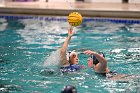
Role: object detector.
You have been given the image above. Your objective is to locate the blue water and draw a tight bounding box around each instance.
[0,16,140,93]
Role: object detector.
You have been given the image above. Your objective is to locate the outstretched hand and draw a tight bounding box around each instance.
[68,25,74,37]
[83,50,96,55]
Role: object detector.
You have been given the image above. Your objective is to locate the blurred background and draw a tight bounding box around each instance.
[2,0,140,3]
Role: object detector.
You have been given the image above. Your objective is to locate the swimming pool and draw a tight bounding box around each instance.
[0,15,140,93]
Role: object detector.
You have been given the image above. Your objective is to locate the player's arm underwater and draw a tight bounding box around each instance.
[59,26,74,66]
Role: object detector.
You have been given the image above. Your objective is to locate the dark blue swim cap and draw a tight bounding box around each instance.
[61,85,77,93]
[91,52,105,65]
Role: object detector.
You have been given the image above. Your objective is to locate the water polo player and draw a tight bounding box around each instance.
[43,12,84,73]
[59,26,85,73]
[60,50,85,73]
[83,50,110,74]
[61,85,77,93]
[57,12,85,73]
[83,50,139,80]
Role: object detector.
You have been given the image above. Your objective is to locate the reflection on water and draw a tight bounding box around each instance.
[0,16,140,93]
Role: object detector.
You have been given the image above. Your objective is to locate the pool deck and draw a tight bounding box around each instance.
[0,1,140,19]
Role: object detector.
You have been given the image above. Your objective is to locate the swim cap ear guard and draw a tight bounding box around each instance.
[91,55,96,61]
[91,52,105,65]
[91,55,99,65]
[100,52,105,58]
[61,85,77,93]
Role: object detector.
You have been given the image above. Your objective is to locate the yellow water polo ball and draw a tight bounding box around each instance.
[68,12,83,26]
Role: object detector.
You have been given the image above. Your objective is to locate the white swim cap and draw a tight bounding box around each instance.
[66,50,77,61]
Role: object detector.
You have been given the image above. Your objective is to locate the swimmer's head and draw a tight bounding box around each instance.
[61,85,77,93]
[88,52,105,66]
[90,55,99,65]
[66,50,79,65]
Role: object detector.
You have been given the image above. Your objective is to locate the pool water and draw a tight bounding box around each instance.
[0,16,140,93]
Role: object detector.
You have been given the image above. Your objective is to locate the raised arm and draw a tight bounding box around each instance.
[83,50,107,64]
[83,50,108,73]
[59,25,75,65]
[61,26,74,51]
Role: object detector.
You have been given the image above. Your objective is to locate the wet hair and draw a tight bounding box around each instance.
[61,85,77,93]
[91,52,105,65]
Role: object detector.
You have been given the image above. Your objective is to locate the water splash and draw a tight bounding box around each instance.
[44,49,61,66]
[40,49,62,76]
